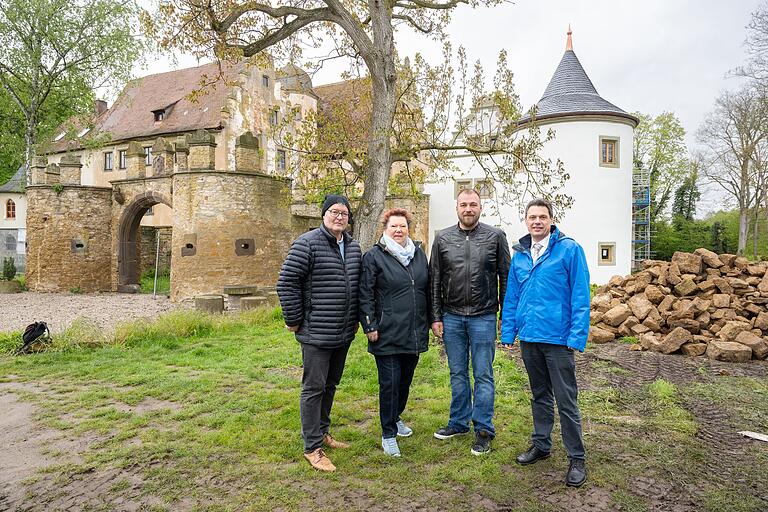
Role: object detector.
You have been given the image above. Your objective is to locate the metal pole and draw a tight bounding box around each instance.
[153,230,161,299]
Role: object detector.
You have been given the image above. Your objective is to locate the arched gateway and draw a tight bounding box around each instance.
[116,190,173,292]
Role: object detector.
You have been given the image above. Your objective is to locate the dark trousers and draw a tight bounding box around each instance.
[374,353,420,439]
[300,343,350,453]
[520,341,585,460]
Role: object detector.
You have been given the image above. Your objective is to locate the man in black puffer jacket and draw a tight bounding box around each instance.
[277,194,362,472]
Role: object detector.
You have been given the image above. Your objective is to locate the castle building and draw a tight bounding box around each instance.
[425,29,638,283]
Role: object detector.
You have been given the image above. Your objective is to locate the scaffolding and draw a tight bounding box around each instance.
[632,166,651,270]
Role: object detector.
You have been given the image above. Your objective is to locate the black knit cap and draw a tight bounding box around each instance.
[321,194,352,219]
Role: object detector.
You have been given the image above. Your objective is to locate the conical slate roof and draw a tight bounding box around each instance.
[0,165,25,193]
[519,31,637,126]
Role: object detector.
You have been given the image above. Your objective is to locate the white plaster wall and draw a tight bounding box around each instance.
[425,118,634,284]
[0,192,27,229]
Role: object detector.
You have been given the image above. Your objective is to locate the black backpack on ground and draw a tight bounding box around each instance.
[18,322,51,354]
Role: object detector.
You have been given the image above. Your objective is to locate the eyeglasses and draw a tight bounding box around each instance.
[327,209,349,219]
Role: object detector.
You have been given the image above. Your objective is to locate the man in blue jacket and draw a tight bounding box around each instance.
[500,198,590,487]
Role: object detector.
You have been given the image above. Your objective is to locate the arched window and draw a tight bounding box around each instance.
[5,199,15,219]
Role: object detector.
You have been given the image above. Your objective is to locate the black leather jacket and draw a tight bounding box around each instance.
[429,222,511,322]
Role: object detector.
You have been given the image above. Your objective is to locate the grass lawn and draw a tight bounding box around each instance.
[140,270,171,294]
[0,309,766,511]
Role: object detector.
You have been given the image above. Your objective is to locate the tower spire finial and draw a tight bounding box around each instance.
[566,24,573,51]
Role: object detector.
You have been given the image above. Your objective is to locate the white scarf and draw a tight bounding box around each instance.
[382,233,416,267]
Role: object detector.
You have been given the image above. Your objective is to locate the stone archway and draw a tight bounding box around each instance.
[117,191,173,292]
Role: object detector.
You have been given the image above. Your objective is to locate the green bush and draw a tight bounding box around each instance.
[2,257,16,281]
[0,331,22,355]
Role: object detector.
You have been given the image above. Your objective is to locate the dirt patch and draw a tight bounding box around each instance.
[0,391,57,508]
[111,397,182,415]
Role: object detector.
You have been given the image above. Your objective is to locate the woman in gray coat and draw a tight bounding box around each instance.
[359,208,430,457]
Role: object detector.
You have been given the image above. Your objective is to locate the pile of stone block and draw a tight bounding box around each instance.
[589,249,768,363]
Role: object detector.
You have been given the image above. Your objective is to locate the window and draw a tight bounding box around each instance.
[277,150,287,172]
[454,178,494,198]
[5,234,15,251]
[270,110,279,126]
[598,242,616,266]
[454,179,472,198]
[599,136,620,168]
[5,199,15,219]
[144,147,153,166]
[119,150,127,169]
[104,152,113,171]
[475,179,494,199]
[153,110,164,122]
[262,75,270,87]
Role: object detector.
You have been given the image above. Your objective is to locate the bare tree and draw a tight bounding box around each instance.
[736,1,768,82]
[697,85,768,254]
[144,0,571,248]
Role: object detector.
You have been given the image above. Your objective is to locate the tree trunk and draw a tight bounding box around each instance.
[754,207,759,260]
[23,110,37,186]
[353,0,397,250]
[738,208,749,255]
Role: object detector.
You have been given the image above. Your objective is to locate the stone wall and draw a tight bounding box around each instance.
[291,214,320,240]
[25,186,113,292]
[139,226,172,276]
[170,170,293,300]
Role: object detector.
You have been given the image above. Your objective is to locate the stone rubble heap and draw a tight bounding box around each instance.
[589,249,768,363]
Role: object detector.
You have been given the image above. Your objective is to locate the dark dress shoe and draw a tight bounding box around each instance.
[515,445,551,465]
[566,458,587,487]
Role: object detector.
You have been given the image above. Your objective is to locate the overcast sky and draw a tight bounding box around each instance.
[138,0,763,211]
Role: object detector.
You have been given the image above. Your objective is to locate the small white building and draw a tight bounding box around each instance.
[425,30,638,284]
[0,166,27,273]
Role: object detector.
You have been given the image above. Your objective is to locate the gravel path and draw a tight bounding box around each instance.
[0,292,184,334]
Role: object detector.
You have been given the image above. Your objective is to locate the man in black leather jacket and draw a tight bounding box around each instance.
[429,188,511,455]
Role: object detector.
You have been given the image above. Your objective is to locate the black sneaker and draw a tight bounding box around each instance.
[470,431,492,455]
[433,425,469,440]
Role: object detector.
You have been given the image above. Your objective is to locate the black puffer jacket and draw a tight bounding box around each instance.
[429,222,511,322]
[359,241,429,356]
[276,224,362,348]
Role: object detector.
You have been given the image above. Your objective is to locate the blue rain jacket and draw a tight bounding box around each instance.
[500,225,591,352]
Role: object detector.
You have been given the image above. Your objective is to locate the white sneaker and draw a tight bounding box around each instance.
[382,436,401,457]
[396,420,413,437]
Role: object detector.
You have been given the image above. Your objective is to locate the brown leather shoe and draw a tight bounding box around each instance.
[323,433,350,449]
[303,448,336,472]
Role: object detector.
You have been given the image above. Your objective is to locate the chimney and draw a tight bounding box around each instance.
[94,100,108,116]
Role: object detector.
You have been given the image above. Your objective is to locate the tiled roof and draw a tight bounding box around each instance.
[314,79,371,152]
[0,166,25,193]
[46,62,238,153]
[519,50,637,126]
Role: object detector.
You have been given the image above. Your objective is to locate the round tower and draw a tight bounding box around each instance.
[515,27,638,283]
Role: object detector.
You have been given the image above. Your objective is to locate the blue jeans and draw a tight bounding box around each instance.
[443,312,497,436]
